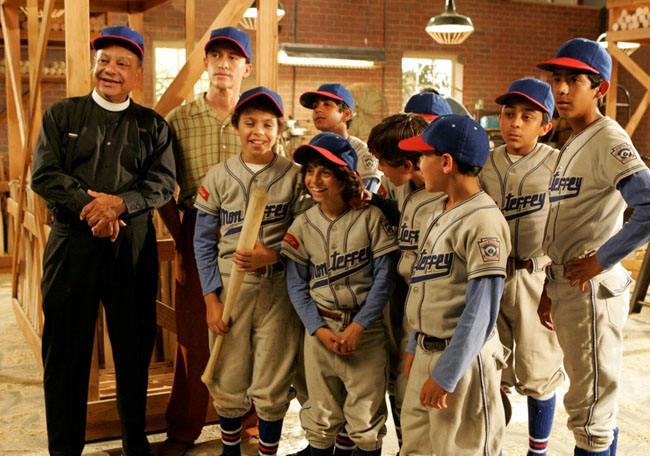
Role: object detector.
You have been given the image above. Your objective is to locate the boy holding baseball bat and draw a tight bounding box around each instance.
[194,87,311,456]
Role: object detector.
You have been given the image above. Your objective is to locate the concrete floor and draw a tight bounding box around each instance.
[2,273,650,455]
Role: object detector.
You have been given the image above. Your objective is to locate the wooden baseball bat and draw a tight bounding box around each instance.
[201,187,269,385]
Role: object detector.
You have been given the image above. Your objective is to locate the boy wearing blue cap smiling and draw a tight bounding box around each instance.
[536,38,650,456]
[194,87,311,456]
[398,115,510,455]
[300,84,382,193]
[479,78,564,456]
[282,133,398,456]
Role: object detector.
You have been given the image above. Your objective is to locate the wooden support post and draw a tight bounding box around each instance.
[128,12,145,105]
[27,0,42,156]
[256,0,279,90]
[10,0,55,297]
[608,44,650,136]
[1,3,26,160]
[185,0,196,103]
[154,0,251,118]
[65,0,92,97]
[605,10,618,119]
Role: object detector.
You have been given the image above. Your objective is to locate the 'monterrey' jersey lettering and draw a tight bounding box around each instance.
[480,143,558,262]
[394,181,445,283]
[281,205,398,311]
[405,192,510,339]
[542,117,648,265]
[194,153,311,258]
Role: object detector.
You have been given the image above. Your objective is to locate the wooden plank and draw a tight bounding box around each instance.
[27,0,41,148]
[607,0,650,8]
[625,89,650,135]
[6,197,46,239]
[128,12,145,104]
[608,28,650,45]
[0,3,27,152]
[156,300,176,333]
[606,8,619,119]
[154,0,251,117]
[256,0,278,90]
[0,256,13,272]
[157,237,175,260]
[65,0,91,97]
[11,297,43,367]
[185,0,195,103]
[85,390,171,441]
[609,41,650,91]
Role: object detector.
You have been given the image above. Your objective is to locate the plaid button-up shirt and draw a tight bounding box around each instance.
[167,93,241,211]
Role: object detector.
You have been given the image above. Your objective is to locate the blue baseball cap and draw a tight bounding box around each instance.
[235,86,284,117]
[404,93,453,120]
[398,114,489,168]
[204,27,251,60]
[495,78,554,116]
[299,83,355,112]
[293,132,357,171]
[537,38,612,81]
[92,25,144,60]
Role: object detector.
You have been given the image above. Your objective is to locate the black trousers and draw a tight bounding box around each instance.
[41,217,158,456]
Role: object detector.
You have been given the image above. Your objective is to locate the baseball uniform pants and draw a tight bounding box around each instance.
[546,263,631,452]
[206,268,301,421]
[498,267,564,399]
[300,317,388,452]
[401,332,506,456]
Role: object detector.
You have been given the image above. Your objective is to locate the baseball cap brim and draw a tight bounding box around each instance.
[536,57,600,75]
[204,36,250,59]
[236,92,284,117]
[92,35,144,60]
[293,144,348,167]
[413,113,440,121]
[398,135,435,152]
[494,91,550,113]
[299,91,344,109]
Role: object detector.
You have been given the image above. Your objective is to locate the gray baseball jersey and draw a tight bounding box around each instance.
[543,116,647,265]
[480,143,559,270]
[194,153,311,258]
[281,205,398,311]
[394,181,446,282]
[405,192,511,339]
[348,135,382,183]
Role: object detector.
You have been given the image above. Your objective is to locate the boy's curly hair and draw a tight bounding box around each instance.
[301,157,364,202]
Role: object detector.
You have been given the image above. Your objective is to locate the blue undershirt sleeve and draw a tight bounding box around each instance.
[597,169,650,269]
[193,210,223,296]
[286,259,327,335]
[431,275,503,393]
[407,329,417,355]
[353,252,398,329]
[370,192,401,227]
[363,177,381,194]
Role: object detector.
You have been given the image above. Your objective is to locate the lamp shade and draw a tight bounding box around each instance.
[425,0,474,45]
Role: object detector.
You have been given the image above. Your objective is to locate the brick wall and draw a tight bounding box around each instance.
[3,0,649,165]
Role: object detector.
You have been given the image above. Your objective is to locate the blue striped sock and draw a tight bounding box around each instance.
[310,445,334,456]
[220,415,243,456]
[527,395,556,455]
[258,418,283,456]
[574,447,610,455]
[333,427,355,456]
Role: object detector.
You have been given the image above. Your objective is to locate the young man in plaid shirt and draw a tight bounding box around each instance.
[157,26,255,456]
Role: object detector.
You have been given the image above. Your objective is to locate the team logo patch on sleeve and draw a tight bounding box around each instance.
[363,156,377,170]
[381,217,397,236]
[478,237,500,262]
[283,232,300,249]
[610,143,636,164]
[198,185,210,201]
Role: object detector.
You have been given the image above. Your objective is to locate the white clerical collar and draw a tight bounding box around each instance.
[92,89,130,112]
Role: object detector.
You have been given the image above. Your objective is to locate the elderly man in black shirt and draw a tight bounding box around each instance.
[31,25,176,456]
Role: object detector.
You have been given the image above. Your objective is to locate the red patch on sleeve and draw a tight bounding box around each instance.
[198,186,210,201]
[283,232,300,249]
